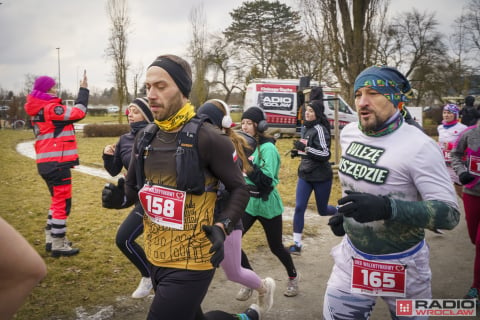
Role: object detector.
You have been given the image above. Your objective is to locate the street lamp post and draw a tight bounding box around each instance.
[56,47,61,96]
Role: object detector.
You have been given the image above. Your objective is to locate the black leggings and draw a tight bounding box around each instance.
[241,213,297,278]
[147,267,215,320]
[115,203,150,277]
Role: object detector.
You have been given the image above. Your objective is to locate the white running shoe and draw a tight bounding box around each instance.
[236,286,253,301]
[283,274,299,297]
[257,277,275,313]
[131,277,153,299]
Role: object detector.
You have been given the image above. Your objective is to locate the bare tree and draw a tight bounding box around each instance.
[380,9,448,106]
[456,0,480,77]
[131,62,144,98]
[295,1,333,83]
[411,59,472,106]
[205,34,247,103]
[299,0,389,104]
[452,10,468,68]
[385,9,445,78]
[105,0,130,123]
[462,0,480,53]
[188,4,209,107]
[22,74,38,95]
[450,11,476,96]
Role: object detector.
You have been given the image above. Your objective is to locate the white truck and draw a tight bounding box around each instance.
[243,78,357,138]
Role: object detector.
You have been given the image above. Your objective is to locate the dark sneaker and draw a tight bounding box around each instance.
[463,287,479,299]
[243,303,261,320]
[288,244,302,256]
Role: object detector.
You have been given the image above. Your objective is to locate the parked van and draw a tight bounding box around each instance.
[243,78,357,137]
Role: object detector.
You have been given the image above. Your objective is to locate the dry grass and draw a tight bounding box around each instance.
[0,124,341,319]
[1,130,141,319]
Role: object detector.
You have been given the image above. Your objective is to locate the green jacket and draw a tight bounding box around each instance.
[245,141,284,218]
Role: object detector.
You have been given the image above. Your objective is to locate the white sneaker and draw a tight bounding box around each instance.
[257,277,275,313]
[283,273,299,297]
[131,277,153,299]
[236,286,253,301]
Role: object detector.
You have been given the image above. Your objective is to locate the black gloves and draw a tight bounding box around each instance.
[459,172,476,185]
[202,225,225,268]
[337,190,392,223]
[290,149,299,158]
[293,140,306,151]
[328,214,345,236]
[102,177,125,209]
[247,164,274,200]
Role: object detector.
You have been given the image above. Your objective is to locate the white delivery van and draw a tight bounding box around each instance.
[243,78,357,137]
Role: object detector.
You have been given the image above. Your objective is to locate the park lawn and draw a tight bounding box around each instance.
[0,128,341,319]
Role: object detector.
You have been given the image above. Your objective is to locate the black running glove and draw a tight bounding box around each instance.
[290,149,299,159]
[327,214,345,236]
[247,165,274,200]
[459,172,476,185]
[337,190,392,223]
[202,225,225,268]
[102,177,125,209]
[293,140,306,151]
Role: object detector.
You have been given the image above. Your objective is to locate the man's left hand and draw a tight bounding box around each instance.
[102,178,125,209]
[337,190,392,223]
[202,225,225,268]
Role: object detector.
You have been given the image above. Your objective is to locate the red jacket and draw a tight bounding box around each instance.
[24,88,89,171]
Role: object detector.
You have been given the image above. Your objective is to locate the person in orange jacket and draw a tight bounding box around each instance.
[24,72,89,257]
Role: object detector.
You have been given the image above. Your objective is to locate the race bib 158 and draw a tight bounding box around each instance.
[138,185,186,230]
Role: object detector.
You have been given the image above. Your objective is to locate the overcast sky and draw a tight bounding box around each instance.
[0,0,465,95]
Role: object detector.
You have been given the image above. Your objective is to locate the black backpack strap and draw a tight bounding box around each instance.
[175,117,206,194]
[135,118,211,195]
[135,123,159,189]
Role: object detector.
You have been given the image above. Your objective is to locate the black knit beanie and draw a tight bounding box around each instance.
[465,95,475,107]
[241,107,265,124]
[308,100,325,119]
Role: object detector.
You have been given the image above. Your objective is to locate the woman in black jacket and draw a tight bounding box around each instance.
[102,97,155,298]
[289,100,336,255]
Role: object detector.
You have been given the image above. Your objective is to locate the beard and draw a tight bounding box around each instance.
[152,91,185,121]
[359,111,383,132]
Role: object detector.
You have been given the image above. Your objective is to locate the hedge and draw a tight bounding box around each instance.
[83,123,130,137]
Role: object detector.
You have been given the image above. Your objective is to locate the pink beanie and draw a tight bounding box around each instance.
[30,76,56,100]
[33,76,56,93]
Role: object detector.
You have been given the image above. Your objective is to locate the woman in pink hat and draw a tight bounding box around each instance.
[24,72,89,257]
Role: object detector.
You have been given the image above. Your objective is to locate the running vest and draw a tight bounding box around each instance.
[136,117,207,195]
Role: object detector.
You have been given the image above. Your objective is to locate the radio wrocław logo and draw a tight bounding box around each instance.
[396,299,476,317]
